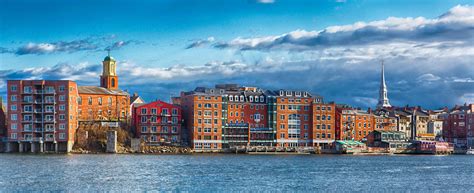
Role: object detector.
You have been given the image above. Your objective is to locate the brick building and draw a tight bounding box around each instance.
[180,84,336,152]
[77,54,130,122]
[133,100,182,145]
[0,98,6,140]
[335,105,376,141]
[443,104,474,148]
[6,80,79,152]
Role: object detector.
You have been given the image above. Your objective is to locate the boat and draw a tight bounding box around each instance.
[466,148,474,155]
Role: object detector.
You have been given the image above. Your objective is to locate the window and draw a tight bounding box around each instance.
[150,116,157,123]
[162,108,169,115]
[59,85,65,92]
[59,105,66,111]
[88,97,92,105]
[280,115,285,120]
[151,126,157,133]
[172,126,178,133]
[11,95,17,102]
[141,116,147,123]
[327,125,331,130]
[108,97,112,106]
[11,114,17,121]
[327,115,331,120]
[59,95,66,101]
[11,133,17,139]
[10,105,17,111]
[10,85,17,91]
[98,97,102,105]
[172,108,178,115]
[11,124,17,130]
[141,126,147,133]
[59,133,66,139]
[141,108,147,114]
[23,86,32,93]
[59,114,65,120]
[163,126,168,133]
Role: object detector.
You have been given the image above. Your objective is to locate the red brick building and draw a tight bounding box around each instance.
[133,100,182,145]
[77,54,130,122]
[0,98,7,139]
[6,80,79,152]
[335,105,376,141]
[180,84,336,152]
[443,104,474,148]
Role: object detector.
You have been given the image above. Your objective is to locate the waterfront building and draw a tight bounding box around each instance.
[181,86,224,151]
[0,98,7,140]
[335,105,375,141]
[311,99,336,149]
[132,100,182,145]
[77,54,130,122]
[179,84,335,152]
[274,89,314,147]
[442,104,474,148]
[366,130,411,150]
[6,80,79,152]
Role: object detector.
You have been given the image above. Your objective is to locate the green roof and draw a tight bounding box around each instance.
[104,55,115,61]
[335,140,365,146]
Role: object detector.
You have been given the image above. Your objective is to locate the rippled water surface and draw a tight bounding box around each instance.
[0,154,473,192]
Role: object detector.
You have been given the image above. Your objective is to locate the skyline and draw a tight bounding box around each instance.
[1,0,473,109]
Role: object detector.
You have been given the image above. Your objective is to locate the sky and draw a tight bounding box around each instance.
[0,0,473,109]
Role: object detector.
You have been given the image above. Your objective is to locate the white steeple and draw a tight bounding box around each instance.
[377,60,391,109]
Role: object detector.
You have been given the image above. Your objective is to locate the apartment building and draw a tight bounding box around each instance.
[443,104,474,148]
[335,105,376,141]
[6,80,79,152]
[180,84,336,151]
[133,100,182,145]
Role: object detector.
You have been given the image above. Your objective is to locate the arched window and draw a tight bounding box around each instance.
[111,78,116,87]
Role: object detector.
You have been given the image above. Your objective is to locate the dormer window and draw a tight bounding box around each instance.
[286,91,291,96]
[296,92,301,97]
[260,96,264,102]
[229,95,233,101]
[304,92,308,97]
[250,96,254,102]
[240,96,244,101]
[279,90,284,96]
[255,96,259,102]
[234,95,239,101]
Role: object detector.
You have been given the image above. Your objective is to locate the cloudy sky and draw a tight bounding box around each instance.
[0,0,473,109]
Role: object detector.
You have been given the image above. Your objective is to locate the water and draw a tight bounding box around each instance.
[0,154,473,192]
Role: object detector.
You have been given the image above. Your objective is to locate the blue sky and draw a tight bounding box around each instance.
[1,0,473,109]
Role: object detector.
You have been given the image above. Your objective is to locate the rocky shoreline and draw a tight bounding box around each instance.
[71,145,193,154]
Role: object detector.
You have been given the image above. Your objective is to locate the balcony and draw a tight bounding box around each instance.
[34,119,43,123]
[23,128,33,132]
[34,109,43,113]
[45,127,56,132]
[43,100,56,104]
[22,119,33,123]
[21,100,33,104]
[35,128,44,132]
[34,90,45,94]
[44,119,56,123]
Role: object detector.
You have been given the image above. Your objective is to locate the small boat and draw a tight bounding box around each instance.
[466,148,474,155]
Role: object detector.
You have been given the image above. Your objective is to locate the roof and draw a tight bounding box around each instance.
[104,56,115,61]
[374,130,406,135]
[78,86,129,96]
[335,140,365,146]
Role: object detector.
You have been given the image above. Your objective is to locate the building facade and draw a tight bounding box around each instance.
[6,80,79,152]
[180,84,336,152]
[443,104,474,148]
[335,105,376,141]
[77,54,130,122]
[133,100,182,145]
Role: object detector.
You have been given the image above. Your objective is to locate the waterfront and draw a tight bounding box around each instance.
[0,154,472,192]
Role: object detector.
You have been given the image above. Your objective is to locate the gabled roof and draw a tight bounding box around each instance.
[78,86,129,96]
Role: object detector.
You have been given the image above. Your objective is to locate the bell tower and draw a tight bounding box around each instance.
[100,50,119,90]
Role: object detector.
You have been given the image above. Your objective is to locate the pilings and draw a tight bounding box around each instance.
[106,130,117,153]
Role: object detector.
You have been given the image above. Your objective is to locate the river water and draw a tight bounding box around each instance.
[0,154,472,192]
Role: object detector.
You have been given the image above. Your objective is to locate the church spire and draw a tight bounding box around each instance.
[377,60,391,109]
